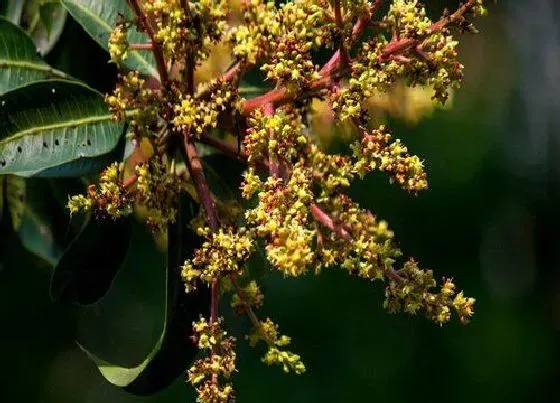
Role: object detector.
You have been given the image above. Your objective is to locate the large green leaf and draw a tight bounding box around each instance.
[80,196,209,395]
[50,216,132,304]
[0,17,69,94]
[19,128,128,177]
[0,79,124,176]
[60,0,158,77]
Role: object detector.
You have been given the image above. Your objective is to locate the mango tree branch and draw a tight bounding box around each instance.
[242,0,479,115]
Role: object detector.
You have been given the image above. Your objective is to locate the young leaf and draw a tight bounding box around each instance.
[50,216,132,305]
[0,17,69,94]
[25,0,68,55]
[59,0,158,78]
[79,195,210,395]
[0,0,25,25]
[0,80,124,176]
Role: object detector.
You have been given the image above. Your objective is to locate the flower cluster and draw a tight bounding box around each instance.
[331,1,486,120]
[181,227,253,292]
[245,165,316,276]
[135,157,186,232]
[188,317,236,403]
[352,125,427,192]
[385,259,476,324]
[106,71,158,139]
[244,106,308,164]
[231,280,264,314]
[68,157,185,230]
[227,0,281,63]
[173,81,238,136]
[108,23,128,65]
[248,318,305,374]
[259,0,328,91]
[144,0,228,61]
[261,39,320,93]
[384,0,432,37]
[87,1,488,401]
[67,163,132,219]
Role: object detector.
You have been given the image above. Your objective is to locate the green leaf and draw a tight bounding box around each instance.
[19,127,128,177]
[26,0,68,55]
[39,3,55,36]
[60,0,158,77]
[80,195,209,395]
[50,216,132,304]
[1,0,25,24]
[0,17,69,94]
[202,153,245,202]
[5,175,70,265]
[0,80,125,176]
[5,175,25,230]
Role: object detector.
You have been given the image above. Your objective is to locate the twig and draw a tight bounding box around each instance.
[129,43,153,50]
[230,276,275,346]
[183,135,221,384]
[310,203,352,241]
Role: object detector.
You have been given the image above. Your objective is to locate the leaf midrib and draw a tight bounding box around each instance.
[0,59,69,78]
[0,114,113,145]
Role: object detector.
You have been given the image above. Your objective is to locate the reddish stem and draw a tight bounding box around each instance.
[379,0,479,61]
[129,43,153,50]
[263,103,280,178]
[122,175,138,189]
[183,136,221,383]
[184,139,220,231]
[310,204,352,241]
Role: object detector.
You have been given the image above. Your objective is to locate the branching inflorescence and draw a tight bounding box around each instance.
[68,1,485,401]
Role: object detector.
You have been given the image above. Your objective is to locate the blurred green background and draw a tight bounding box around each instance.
[1,1,559,402]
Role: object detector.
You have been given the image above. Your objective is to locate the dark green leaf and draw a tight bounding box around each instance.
[0,17,69,94]
[0,80,124,176]
[5,175,25,230]
[80,195,209,395]
[60,0,158,77]
[5,175,71,265]
[202,153,245,202]
[50,216,132,304]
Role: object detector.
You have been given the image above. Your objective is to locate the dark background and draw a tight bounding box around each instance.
[1,1,559,402]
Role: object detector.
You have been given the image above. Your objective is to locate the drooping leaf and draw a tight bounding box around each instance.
[50,216,132,304]
[59,0,158,78]
[24,0,68,55]
[80,195,209,395]
[0,17,69,94]
[5,175,25,230]
[0,79,125,176]
[0,0,25,24]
